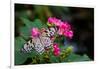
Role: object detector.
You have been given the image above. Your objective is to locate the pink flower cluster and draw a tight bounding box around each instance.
[30,17,74,56]
[48,17,61,26]
[48,17,73,39]
[53,43,60,56]
[31,28,40,37]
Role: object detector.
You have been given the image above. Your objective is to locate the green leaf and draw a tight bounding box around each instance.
[49,50,60,63]
[20,26,31,40]
[19,11,29,19]
[65,53,91,62]
[15,37,26,51]
[20,17,44,29]
[15,37,27,65]
[50,56,59,63]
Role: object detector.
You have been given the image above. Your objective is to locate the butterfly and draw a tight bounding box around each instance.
[21,27,57,54]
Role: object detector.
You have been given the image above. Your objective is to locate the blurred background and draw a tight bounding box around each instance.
[15,4,94,60]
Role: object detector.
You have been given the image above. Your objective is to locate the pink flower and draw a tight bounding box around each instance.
[48,17,54,23]
[53,43,59,48]
[64,30,73,39]
[58,22,66,35]
[60,23,67,29]
[54,47,60,51]
[48,17,74,39]
[58,22,71,35]
[53,18,61,26]
[53,43,60,56]
[48,17,61,26]
[31,28,40,37]
[60,22,71,31]
[63,22,71,31]
[53,50,60,56]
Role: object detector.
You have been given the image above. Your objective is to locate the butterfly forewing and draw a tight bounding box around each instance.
[32,37,45,54]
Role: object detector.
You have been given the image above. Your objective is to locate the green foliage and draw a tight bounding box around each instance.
[15,18,47,65]
[20,17,43,29]
[66,53,91,62]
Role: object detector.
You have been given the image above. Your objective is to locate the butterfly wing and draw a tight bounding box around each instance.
[32,37,45,54]
[21,37,45,54]
[21,39,34,53]
[40,36,53,49]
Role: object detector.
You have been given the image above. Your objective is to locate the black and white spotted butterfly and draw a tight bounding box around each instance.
[21,27,57,54]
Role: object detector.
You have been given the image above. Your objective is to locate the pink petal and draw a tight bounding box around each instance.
[31,28,40,37]
[53,50,60,56]
[64,30,73,38]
